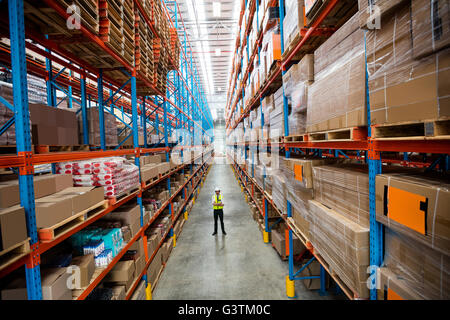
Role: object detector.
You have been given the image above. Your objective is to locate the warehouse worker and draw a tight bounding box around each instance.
[212,187,226,236]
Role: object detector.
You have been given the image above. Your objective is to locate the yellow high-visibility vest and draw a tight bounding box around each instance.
[213,194,223,210]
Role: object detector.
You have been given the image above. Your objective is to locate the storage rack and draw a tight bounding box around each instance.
[0,0,215,300]
[225,0,450,300]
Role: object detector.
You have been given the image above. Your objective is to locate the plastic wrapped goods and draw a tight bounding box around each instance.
[384,228,449,300]
[307,25,366,133]
[272,169,287,213]
[309,200,370,299]
[313,164,370,228]
[375,171,450,256]
[283,0,305,50]
[366,2,450,126]
[57,157,139,198]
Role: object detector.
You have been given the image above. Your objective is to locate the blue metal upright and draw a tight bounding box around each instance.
[80,71,89,145]
[8,0,42,300]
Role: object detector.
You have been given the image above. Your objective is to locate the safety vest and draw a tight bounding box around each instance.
[213,194,223,210]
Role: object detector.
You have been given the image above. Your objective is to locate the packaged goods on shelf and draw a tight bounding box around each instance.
[78,107,118,146]
[307,15,366,133]
[261,94,275,115]
[411,0,450,59]
[377,267,423,300]
[104,260,135,292]
[261,25,281,76]
[119,125,146,146]
[376,172,450,256]
[366,2,450,127]
[70,226,123,262]
[0,205,27,251]
[313,164,370,228]
[102,204,141,239]
[68,254,95,289]
[309,200,370,299]
[283,0,305,50]
[282,54,314,135]
[110,285,126,300]
[305,0,358,27]
[357,0,406,29]
[272,170,287,213]
[272,227,305,257]
[383,228,449,300]
[282,157,331,189]
[130,280,146,300]
[40,267,72,300]
[269,87,286,139]
[147,249,163,287]
[57,157,139,199]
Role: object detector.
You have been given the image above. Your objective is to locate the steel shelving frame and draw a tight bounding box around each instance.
[225,0,450,300]
[0,0,215,300]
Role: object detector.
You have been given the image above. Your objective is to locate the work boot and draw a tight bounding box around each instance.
[212,232,217,236]
[222,231,227,235]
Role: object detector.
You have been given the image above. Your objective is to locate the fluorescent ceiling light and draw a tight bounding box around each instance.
[213,2,221,17]
[215,48,221,56]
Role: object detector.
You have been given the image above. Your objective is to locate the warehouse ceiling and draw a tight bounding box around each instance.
[166,0,240,120]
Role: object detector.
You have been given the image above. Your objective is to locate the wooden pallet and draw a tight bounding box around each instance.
[284,134,307,143]
[372,120,450,140]
[38,200,108,242]
[308,127,368,142]
[305,0,357,28]
[282,31,330,62]
[143,175,159,187]
[0,238,31,272]
[108,187,140,205]
[269,136,284,144]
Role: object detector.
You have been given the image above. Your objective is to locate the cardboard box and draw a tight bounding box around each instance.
[313,164,370,228]
[377,267,423,300]
[283,0,305,49]
[283,158,329,189]
[141,164,159,182]
[308,26,366,132]
[53,174,73,192]
[271,228,304,257]
[0,183,20,208]
[134,255,145,279]
[376,172,450,256]
[157,162,170,175]
[106,205,141,237]
[58,186,104,213]
[41,268,72,300]
[104,260,135,283]
[384,228,449,299]
[68,254,95,289]
[0,205,28,251]
[367,2,450,125]
[35,196,73,228]
[147,250,162,286]
[411,0,450,59]
[309,200,370,299]
[110,285,126,300]
[145,155,162,164]
[358,0,406,29]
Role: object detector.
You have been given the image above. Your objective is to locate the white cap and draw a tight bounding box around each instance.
[215,187,220,192]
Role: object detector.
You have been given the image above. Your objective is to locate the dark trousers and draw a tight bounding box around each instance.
[213,209,225,233]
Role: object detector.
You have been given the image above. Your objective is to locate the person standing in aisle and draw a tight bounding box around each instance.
[212,187,226,236]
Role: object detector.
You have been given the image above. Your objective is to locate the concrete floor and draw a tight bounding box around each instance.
[153,163,336,300]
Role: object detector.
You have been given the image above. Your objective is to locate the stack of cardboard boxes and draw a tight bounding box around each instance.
[78,107,118,146]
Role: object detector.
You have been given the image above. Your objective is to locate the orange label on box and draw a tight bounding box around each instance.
[387,186,427,235]
[387,288,404,300]
[294,164,303,182]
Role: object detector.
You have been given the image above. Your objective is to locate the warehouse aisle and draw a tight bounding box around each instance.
[153,162,331,300]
